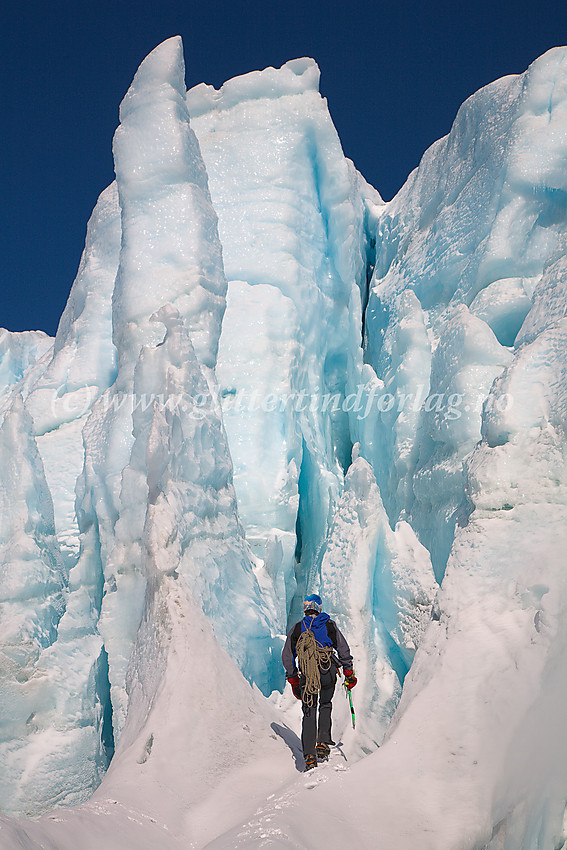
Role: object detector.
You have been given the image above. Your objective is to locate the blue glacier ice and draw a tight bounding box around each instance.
[257,44,567,850]
[0,395,77,814]
[188,59,380,629]
[0,35,567,850]
[0,330,52,410]
[362,48,567,582]
[320,452,437,753]
[79,37,280,746]
[0,182,121,817]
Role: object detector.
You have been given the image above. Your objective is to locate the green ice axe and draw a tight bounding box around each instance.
[344,683,356,729]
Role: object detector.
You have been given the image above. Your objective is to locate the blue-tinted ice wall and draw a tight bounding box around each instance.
[361,46,567,579]
[189,59,380,630]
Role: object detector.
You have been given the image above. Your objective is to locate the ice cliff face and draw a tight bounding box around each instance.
[363,49,567,580]
[1,35,567,850]
[335,46,567,849]
[188,58,378,630]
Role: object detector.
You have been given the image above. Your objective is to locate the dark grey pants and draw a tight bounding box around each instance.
[301,663,337,758]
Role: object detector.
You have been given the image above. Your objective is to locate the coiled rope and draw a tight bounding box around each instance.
[296,617,334,709]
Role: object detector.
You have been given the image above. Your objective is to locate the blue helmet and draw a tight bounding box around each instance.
[303,593,322,614]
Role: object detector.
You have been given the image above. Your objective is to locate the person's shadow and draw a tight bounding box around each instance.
[270,722,304,771]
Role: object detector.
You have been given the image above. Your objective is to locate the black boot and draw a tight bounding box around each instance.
[304,753,317,771]
[316,742,330,761]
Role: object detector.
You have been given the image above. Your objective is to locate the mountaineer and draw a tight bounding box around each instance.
[282,593,357,770]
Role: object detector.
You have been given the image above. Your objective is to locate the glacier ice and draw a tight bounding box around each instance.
[28,182,121,565]
[112,39,226,377]
[0,330,52,410]
[215,280,302,628]
[188,61,378,627]
[320,453,437,753]
[362,46,567,581]
[0,395,100,816]
[0,395,64,680]
[0,179,122,818]
[81,36,280,744]
[26,181,120,437]
[234,44,567,850]
[0,34,567,850]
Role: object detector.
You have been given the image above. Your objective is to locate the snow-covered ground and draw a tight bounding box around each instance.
[1,35,567,850]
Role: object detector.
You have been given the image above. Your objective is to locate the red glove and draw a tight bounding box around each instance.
[287,675,301,700]
[343,669,357,690]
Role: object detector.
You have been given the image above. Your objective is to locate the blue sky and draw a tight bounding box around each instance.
[2,0,566,336]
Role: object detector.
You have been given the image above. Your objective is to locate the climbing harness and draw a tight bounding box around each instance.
[296,615,334,709]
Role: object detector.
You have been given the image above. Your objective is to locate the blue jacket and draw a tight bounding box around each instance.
[300,612,333,647]
[282,611,354,678]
